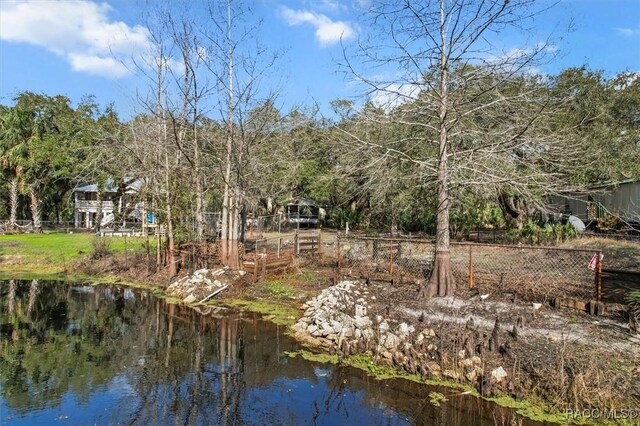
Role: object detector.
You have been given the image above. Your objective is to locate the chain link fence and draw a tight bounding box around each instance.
[450,243,598,302]
[335,236,436,279]
[332,235,600,303]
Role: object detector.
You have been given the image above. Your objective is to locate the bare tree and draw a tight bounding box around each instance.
[200,0,279,268]
[343,0,571,297]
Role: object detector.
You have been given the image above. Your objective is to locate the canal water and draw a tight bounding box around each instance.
[0,280,544,425]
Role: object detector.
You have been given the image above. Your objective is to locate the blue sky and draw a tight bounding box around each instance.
[1,0,639,119]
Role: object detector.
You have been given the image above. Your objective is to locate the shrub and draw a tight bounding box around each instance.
[90,237,111,260]
[514,220,578,245]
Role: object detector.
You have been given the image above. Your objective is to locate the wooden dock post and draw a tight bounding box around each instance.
[469,245,474,289]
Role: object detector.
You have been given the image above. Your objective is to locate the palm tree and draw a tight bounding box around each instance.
[0,107,33,229]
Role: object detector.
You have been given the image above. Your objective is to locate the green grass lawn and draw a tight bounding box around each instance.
[0,232,154,266]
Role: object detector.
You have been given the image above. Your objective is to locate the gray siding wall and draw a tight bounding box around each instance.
[548,182,640,222]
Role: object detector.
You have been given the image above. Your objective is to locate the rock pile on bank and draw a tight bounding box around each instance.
[167,267,243,303]
[293,281,377,354]
[293,280,507,393]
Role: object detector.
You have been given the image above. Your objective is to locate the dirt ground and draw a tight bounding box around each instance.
[559,237,640,272]
[323,264,640,411]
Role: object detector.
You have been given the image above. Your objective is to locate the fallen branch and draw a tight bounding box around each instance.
[198,285,229,304]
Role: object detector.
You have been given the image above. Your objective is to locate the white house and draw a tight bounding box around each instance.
[73,178,145,229]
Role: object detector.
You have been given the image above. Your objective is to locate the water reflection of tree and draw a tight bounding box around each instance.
[1,281,120,412]
[0,280,520,425]
[1,281,321,422]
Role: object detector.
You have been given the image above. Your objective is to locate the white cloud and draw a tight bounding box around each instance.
[484,43,557,76]
[354,0,372,9]
[0,0,151,79]
[68,53,131,79]
[370,82,421,111]
[313,0,347,13]
[616,27,640,38]
[279,6,354,47]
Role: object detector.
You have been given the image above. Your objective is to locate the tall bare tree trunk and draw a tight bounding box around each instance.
[221,0,236,268]
[421,0,455,297]
[229,193,239,269]
[95,188,103,234]
[29,186,42,232]
[8,178,18,230]
[164,152,177,276]
[194,122,205,242]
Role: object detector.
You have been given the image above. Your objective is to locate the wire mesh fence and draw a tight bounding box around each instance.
[0,220,149,233]
[256,215,282,235]
[332,235,600,303]
[335,236,436,279]
[450,243,598,302]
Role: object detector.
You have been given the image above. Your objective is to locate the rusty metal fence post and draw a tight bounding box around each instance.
[337,234,342,279]
[469,245,474,289]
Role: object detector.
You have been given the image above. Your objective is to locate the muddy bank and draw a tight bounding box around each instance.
[292,279,640,421]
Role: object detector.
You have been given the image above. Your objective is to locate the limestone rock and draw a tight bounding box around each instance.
[383,333,400,350]
[422,328,436,337]
[465,369,479,383]
[355,316,372,329]
[443,370,461,380]
[426,362,442,376]
[491,366,508,383]
[355,304,367,317]
[341,326,354,338]
[398,322,414,336]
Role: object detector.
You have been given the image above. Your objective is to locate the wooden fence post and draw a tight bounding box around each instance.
[337,235,342,273]
[277,237,281,259]
[469,245,474,289]
[596,251,603,302]
[295,231,300,255]
[389,243,394,275]
[146,232,150,274]
[262,247,267,276]
[318,228,322,254]
[253,249,258,283]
